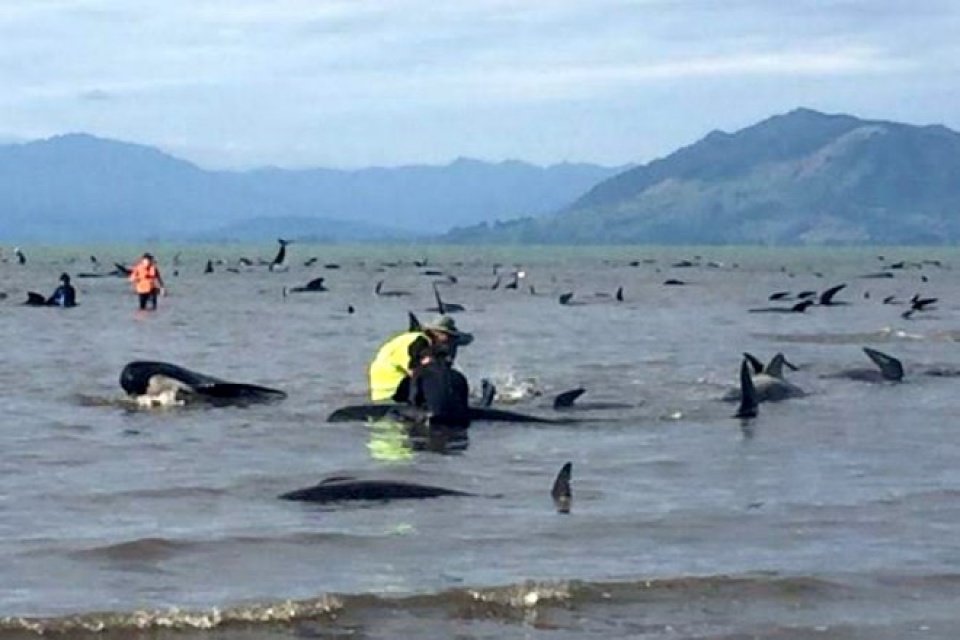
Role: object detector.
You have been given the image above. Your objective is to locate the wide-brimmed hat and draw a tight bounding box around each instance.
[426,315,474,346]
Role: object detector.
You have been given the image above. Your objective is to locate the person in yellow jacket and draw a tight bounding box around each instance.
[129,253,166,310]
[368,315,473,405]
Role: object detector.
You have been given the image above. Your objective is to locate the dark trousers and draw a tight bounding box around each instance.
[138,289,159,310]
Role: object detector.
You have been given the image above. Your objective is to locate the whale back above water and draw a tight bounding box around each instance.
[327,403,578,425]
[280,462,572,505]
[278,477,475,503]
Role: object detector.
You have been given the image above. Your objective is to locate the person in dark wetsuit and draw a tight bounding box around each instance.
[46,273,77,307]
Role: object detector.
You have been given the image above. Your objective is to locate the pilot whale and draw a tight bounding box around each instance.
[822,347,904,382]
[280,462,573,505]
[119,361,287,407]
[279,476,478,502]
[723,352,805,403]
[326,403,580,425]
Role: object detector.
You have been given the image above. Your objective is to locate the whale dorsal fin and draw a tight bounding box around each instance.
[819,283,847,305]
[735,358,759,419]
[862,347,904,381]
[25,291,47,306]
[553,388,585,409]
[408,311,422,332]
[551,462,572,514]
[432,283,446,314]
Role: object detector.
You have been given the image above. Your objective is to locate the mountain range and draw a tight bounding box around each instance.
[0,134,625,244]
[5,108,960,245]
[446,108,960,245]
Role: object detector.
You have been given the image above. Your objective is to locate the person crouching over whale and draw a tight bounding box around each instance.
[47,273,77,307]
[368,315,474,426]
[129,252,166,310]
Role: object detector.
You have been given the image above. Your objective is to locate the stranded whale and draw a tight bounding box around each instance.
[723,352,806,403]
[823,347,904,382]
[119,361,287,407]
[326,401,580,425]
[280,462,573,505]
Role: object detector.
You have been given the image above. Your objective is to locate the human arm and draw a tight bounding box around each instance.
[405,335,435,371]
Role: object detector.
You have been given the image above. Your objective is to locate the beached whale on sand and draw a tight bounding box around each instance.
[119,361,287,407]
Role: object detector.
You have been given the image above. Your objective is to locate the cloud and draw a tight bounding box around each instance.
[2,0,960,167]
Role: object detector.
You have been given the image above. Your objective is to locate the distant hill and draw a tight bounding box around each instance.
[0,134,624,244]
[445,108,960,245]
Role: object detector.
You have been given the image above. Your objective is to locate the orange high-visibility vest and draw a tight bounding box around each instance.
[130,260,160,294]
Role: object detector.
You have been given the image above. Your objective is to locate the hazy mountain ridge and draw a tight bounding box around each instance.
[445,108,960,245]
[0,134,625,243]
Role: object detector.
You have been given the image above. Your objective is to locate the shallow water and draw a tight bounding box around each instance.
[2,245,960,638]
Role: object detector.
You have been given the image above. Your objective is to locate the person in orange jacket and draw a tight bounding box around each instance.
[129,253,166,310]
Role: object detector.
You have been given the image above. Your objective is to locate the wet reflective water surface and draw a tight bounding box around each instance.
[1,245,960,638]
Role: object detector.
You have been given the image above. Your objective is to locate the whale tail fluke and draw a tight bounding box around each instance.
[764,353,798,379]
[270,238,291,271]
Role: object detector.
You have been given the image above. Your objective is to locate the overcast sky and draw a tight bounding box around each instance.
[3,0,959,169]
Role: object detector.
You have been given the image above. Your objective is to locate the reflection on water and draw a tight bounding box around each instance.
[366,417,469,460]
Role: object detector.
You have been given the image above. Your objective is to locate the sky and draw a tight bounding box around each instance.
[3,0,959,170]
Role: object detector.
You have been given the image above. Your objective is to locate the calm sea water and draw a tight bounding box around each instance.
[2,244,960,639]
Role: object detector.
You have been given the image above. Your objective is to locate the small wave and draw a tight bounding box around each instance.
[0,596,342,637]
[70,537,195,563]
[67,531,365,564]
[0,573,865,637]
